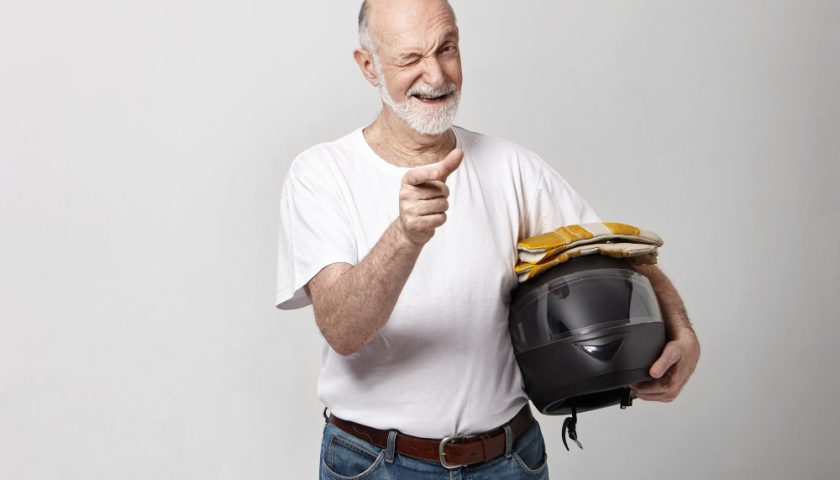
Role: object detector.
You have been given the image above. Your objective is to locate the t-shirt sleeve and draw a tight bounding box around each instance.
[522,157,601,240]
[275,157,358,310]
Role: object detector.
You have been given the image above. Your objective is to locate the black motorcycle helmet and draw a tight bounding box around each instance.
[509,255,666,447]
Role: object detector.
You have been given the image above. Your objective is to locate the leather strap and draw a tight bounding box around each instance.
[328,404,534,468]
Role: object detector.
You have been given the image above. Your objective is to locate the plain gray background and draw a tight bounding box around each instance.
[1,0,838,478]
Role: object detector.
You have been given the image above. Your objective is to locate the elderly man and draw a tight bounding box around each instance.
[275,0,700,478]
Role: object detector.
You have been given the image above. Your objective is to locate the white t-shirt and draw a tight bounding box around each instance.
[275,125,600,438]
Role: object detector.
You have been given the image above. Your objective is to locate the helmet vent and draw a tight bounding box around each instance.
[575,335,625,361]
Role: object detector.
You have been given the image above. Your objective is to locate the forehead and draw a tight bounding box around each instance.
[372,2,459,56]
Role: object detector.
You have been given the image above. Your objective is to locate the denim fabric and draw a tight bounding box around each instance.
[319,418,549,479]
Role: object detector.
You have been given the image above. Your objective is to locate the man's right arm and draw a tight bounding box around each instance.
[305,220,422,356]
[304,148,464,356]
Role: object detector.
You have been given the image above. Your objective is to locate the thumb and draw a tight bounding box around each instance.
[650,342,682,379]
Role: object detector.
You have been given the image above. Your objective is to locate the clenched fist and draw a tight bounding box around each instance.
[397,148,464,246]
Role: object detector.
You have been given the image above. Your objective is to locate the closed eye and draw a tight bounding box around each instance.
[400,56,421,67]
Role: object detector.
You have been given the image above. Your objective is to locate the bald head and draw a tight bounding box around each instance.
[358,0,457,56]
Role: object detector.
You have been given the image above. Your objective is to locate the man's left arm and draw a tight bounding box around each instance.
[630,264,701,402]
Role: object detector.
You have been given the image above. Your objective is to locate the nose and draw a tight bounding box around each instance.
[420,55,446,88]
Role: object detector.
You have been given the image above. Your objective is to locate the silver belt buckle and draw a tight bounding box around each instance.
[439,434,466,469]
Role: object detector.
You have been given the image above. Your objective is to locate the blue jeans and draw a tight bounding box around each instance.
[319,418,549,479]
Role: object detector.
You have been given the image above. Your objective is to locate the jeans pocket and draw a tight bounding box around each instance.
[321,432,386,480]
[512,449,548,476]
[511,423,549,476]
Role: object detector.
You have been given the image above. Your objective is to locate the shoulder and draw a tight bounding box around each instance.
[287,128,363,178]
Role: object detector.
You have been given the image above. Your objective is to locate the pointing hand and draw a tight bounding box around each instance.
[397,148,464,246]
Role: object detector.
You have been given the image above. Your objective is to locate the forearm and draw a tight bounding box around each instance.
[314,219,423,355]
[311,148,463,355]
[630,263,701,399]
[634,264,694,339]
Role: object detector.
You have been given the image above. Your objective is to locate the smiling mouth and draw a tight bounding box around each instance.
[413,93,450,102]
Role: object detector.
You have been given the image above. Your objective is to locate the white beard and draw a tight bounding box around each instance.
[374,58,460,136]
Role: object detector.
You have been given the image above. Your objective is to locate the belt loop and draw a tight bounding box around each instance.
[385,430,398,464]
[503,424,513,459]
[323,407,330,424]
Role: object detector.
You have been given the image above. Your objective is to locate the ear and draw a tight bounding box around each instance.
[353,48,380,87]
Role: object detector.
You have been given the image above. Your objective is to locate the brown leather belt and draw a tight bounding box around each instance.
[327,404,534,469]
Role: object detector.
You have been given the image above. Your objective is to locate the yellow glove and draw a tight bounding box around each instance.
[516,222,664,282]
[515,242,659,282]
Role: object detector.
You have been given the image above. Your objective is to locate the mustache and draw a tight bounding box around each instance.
[407,82,457,98]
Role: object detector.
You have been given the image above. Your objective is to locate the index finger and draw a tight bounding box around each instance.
[403,148,464,186]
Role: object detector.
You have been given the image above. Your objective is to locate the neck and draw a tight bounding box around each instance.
[363,108,455,168]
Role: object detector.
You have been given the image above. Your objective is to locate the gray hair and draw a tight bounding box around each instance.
[358,0,456,57]
[358,1,376,55]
